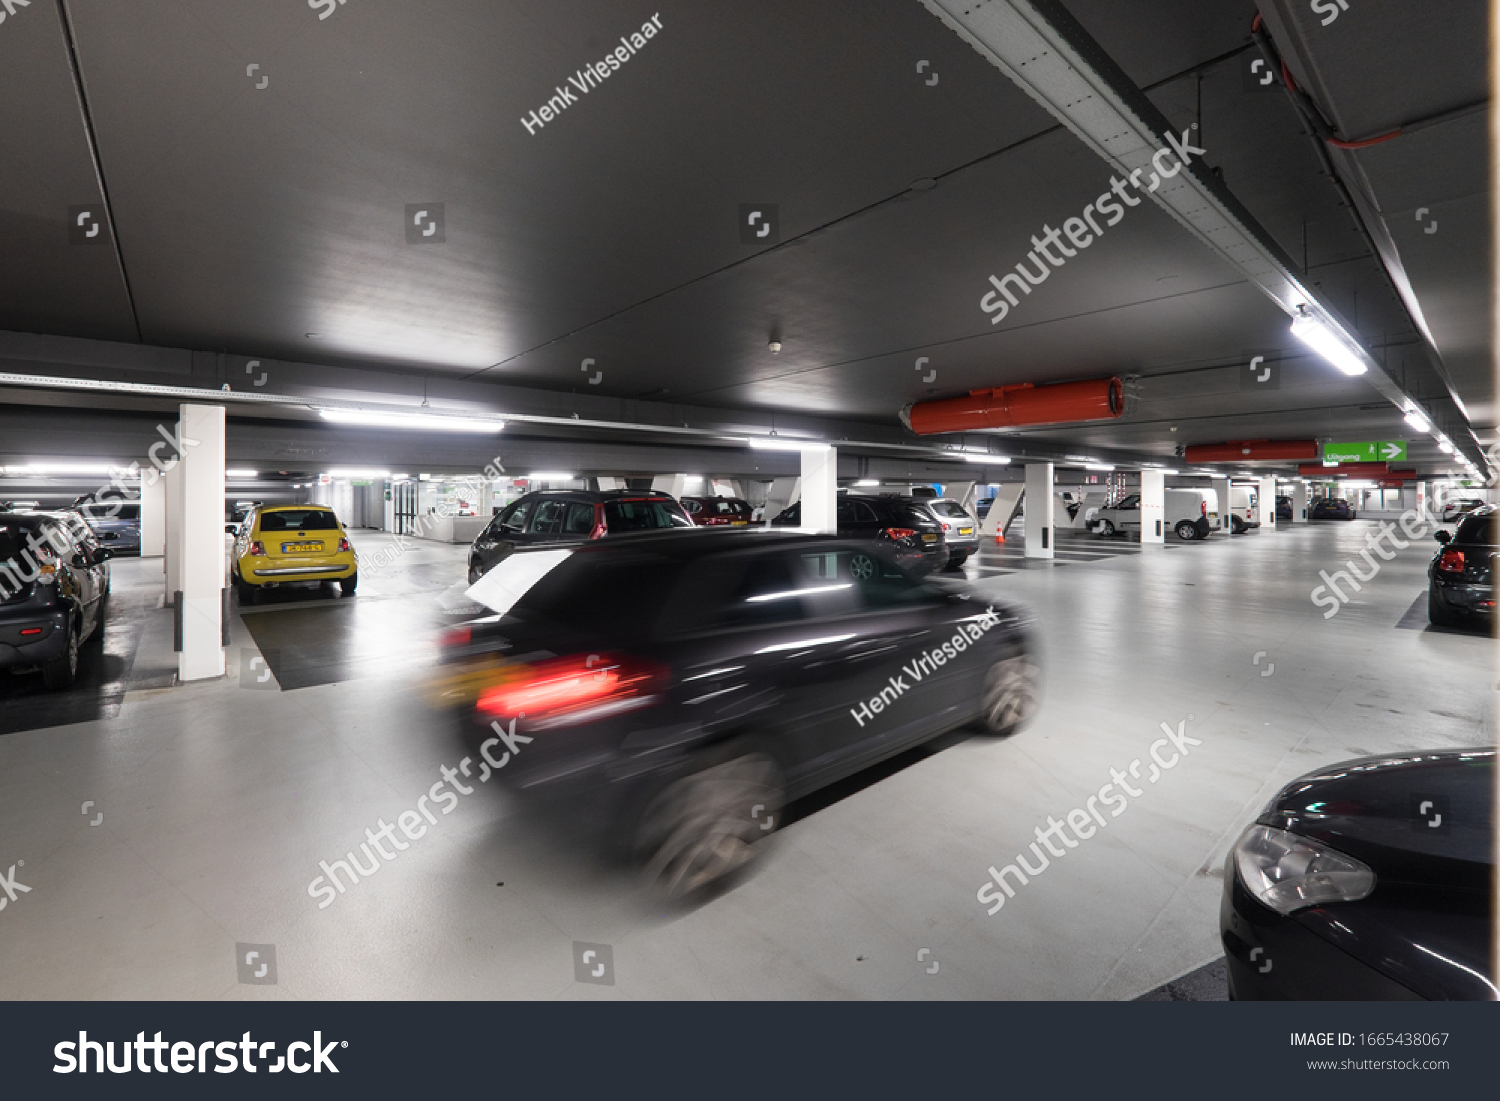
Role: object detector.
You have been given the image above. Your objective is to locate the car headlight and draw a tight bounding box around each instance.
[1232,824,1375,915]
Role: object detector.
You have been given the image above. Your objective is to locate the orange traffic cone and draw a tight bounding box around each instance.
[994,529,1005,544]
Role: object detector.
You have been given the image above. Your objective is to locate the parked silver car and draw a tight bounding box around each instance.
[910,497,979,568]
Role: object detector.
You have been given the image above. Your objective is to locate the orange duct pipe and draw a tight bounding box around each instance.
[1183,440,1320,463]
[1296,461,1391,477]
[900,376,1123,436]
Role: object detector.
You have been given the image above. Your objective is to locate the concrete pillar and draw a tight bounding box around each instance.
[801,447,838,534]
[164,443,184,596]
[1291,482,1309,523]
[596,476,624,491]
[1257,476,1277,528]
[1024,463,1054,559]
[139,465,166,557]
[383,482,397,532]
[762,477,800,526]
[651,474,687,498]
[1211,476,1230,535]
[945,481,975,509]
[1415,480,1428,521]
[176,404,226,682]
[1140,470,1165,545]
[980,483,1023,538]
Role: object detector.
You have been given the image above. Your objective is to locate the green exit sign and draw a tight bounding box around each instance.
[1323,440,1406,463]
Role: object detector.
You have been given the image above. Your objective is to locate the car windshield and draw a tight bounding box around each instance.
[928,501,970,520]
[258,509,340,532]
[603,499,692,532]
[1116,495,1140,509]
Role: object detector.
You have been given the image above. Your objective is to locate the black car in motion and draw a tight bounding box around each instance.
[0,511,112,689]
[433,530,1040,898]
[772,494,947,574]
[467,489,693,582]
[1221,747,1495,1000]
[1428,506,1495,631]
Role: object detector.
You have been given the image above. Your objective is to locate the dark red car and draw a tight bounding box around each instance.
[680,496,754,527]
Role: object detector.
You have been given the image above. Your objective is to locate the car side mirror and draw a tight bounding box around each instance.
[1434,530,1451,545]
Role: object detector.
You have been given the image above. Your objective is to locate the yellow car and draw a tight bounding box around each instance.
[231,505,358,601]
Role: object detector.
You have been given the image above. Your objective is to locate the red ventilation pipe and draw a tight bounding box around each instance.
[1183,440,1320,463]
[900,376,1123,436]
[1296,461,1392,478]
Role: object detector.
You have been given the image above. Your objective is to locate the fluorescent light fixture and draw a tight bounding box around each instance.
[1084,463,1115,471]
[7,462,125,475]
[318,408,505,433]
[854,479,881,487]
[327,468,391,478]
[225,468,258,478]
[1290,311,1368,376]
[1156,468,1179,475]
[1404,410,1430,432]
[682,475,703,485]
[746,437,831,452]
[959,449,1009,464]
[525,472,574,481]
[1437,440,1454,454]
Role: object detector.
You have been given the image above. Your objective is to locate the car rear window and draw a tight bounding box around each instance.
[258,509,340,532]
[603,499,692,532]
[928,500,971,520]
[706,499,750,516]
[1455,511,1496,546]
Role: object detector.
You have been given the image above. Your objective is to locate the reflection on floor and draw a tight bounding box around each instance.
[0,522,1492,1000]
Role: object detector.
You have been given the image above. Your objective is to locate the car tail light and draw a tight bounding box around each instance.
[589,504,607,540]
[19,627,42,636]
[338,537,353,552]
[880,527,918,541]
[248,540,266,556]
[440,626,471,648]
[476,652,666,725]
[1438,549,1466,573]
[1200,500,1207,518]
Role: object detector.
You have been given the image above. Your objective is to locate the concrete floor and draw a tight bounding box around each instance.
[0,521,1491,1000]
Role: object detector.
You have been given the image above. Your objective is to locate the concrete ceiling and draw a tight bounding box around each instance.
[0,0,1490,478]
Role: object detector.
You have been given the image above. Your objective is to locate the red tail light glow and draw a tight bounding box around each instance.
[440,626,472,648]
[248,541,266,556]
[1200,501,1208,518]
[338,537,353,552]
[476,652,665,723]
[880,527,918,541]
[1438,549,1466,573]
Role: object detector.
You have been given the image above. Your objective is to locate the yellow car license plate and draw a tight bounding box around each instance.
[959,526,973,535]
[282,541,324,553]
[732,520,748,526]
[922,533,938,543]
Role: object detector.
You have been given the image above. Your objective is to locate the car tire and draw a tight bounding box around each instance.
[848,553,876,581]
[1097,520,1115,537]
[633,748,784,901]
[41,621,79,690]
[979,654,1041,738]
[339,573,358,596]
[1174,520,1198,541]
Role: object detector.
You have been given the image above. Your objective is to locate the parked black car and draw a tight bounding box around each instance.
[433,530,1039,898]
[1275,495,1294,521]
[772,494,947,574]
[467,490,693,583]
[0,511,111,689]
[1310,497,1356,520]
[1428,506,1495,631]
[1221,747,1494,1000]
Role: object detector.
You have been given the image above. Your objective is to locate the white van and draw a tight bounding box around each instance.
[1227,485,1261,533]
[1088,488,1220,541]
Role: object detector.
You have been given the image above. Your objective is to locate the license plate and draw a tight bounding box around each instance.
[958,527,973,536]
[922,534,938,543]
[282,542,324,553]
[732,521,748,526]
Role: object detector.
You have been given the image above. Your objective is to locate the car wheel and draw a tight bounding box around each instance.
[849,553,875,581]
[1097,520,1115,537]
[979,654,1041,738]
[41,621,79,690]
[1174,520,1198,541]
[1428,588,1463,629]
[339,573,358,596]
[634,750,784,901]
[944,553,967,570]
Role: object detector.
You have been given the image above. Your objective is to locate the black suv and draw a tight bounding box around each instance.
[771,494,946,574]
[0,511,112,689]
[1429,506,1495,631]
[468,490,693,582]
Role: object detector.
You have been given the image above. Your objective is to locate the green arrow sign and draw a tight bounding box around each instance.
[1323,440,1406,463]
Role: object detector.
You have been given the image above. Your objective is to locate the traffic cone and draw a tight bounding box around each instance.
[994,529,1005,544]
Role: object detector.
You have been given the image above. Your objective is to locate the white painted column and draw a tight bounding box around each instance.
[139,466,166,557]
[800,447,838,534]
[980,483,1023,539]
[1140,469,1165,545]
[945,481,975,509]
[650,474,687,498]
[176,404,226,682]
[1024,462,1054,558]
[762,477,800,526]
[1415,480,1428,521]
[164,442,184,597]
[1292,482,1309,523]
[1257,476,1277,528]
[1211,476,1230,535]
[596,476,624,491]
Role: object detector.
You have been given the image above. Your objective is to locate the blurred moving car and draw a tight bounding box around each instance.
[231,504,358,601]
[772,494,946,574]
[74,497,142,556]
[1221,747,1495,1000]
[1275,495,1294,521]
[680,495,754,527]
[1310,498,1356,520]
[0,511,112,689]
[1089,489,1218,540]
[1428,506,1496,631]
[1440,497,1485,523]
[468,489,693,583]
[910,497,978,569]
[434,530,1040,898]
